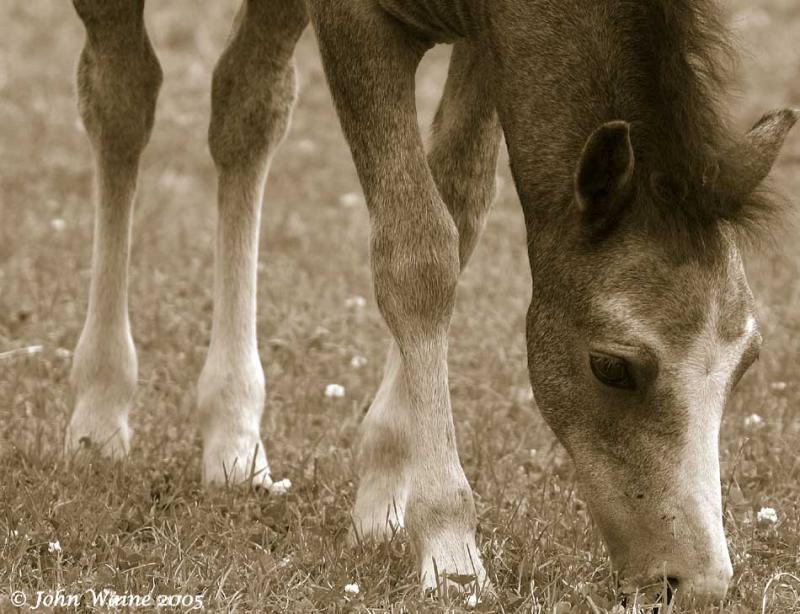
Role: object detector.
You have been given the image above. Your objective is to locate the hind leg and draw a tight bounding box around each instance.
[197,0,307,487]
[352,40,501,552]
[309,5,498,592]
[67,0,162,458]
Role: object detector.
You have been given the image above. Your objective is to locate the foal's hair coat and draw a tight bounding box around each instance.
[65,0,796,603]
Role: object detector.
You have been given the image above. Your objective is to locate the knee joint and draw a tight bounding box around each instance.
[76,35,162,163]
[372,215,460,335]
[208,53,297,172]
[73,0,145,24]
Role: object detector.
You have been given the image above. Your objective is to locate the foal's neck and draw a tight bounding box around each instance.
[486,1,730,228]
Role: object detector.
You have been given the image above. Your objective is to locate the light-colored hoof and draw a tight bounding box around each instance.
[419,530,490,597]
[64,402,131,460]
[349,479,408,544]
[202,433,273,489]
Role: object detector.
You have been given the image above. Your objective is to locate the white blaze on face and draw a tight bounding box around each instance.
[675,301,757,580]
[596,280,755,592]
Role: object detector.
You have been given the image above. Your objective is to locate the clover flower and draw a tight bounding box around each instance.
[270,479,292,495]
[757,507,778,525]
[325,384,346,398]
[345,296,366,309]
[350,355,368,369]
[339,192,363,208]
[744,414,764,429]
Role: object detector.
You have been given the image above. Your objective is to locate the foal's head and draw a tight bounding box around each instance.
[527,109,797,602]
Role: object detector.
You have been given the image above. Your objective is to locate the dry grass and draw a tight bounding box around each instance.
[1,2,799,612]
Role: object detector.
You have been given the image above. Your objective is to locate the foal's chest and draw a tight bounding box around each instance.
[375,0,479,42]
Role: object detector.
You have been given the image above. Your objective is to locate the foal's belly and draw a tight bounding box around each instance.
[375,0,477,42]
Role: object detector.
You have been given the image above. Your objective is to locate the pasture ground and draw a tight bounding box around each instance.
[1,1,799,612]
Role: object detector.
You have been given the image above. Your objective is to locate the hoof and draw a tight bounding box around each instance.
[419,530,490,597]
[202,433,272,489]
[64,403,131,460]
[349,479,408,545]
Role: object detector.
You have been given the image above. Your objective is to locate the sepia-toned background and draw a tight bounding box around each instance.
[1,1,798,611]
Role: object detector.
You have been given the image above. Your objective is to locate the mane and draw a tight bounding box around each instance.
[614,0,784,249]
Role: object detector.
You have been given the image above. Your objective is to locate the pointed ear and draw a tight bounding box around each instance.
[575,121,635,232]
[737,108,800,193]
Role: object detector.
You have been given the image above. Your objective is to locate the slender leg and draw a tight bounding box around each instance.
[429,42,502,269]
[197,0,307,487]
[309,5,498,592]
[352,41,501,541]
[67,0,162,458]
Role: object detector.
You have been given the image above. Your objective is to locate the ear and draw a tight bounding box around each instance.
[575,121,635,231]
[738,108,800,193]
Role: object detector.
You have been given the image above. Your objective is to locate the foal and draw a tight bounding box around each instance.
[67,0,796,603]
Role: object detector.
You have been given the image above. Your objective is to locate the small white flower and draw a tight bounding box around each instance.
[339,192,363,208]
[277,556,292,569]
[515,386,535,404]
[50,218,66,232]
[325,384,346,398]
[48,540,61,553]
[344,583,360,595]
[269,479,292,495]
[744,413,764,429]
[55,347,72,359]
[466,593,479,609]
[757,507,778,525]
[345,295,367,309]
[350,355,368,369]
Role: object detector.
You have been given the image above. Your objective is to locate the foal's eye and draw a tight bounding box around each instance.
[589,353,635,390]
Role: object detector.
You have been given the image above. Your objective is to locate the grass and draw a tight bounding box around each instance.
[1,1,799,612]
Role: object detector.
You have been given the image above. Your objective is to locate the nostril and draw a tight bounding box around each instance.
[664,576,680,602]
[618,576,681,612]
[643,576,680,606]
[623,570,729,607]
